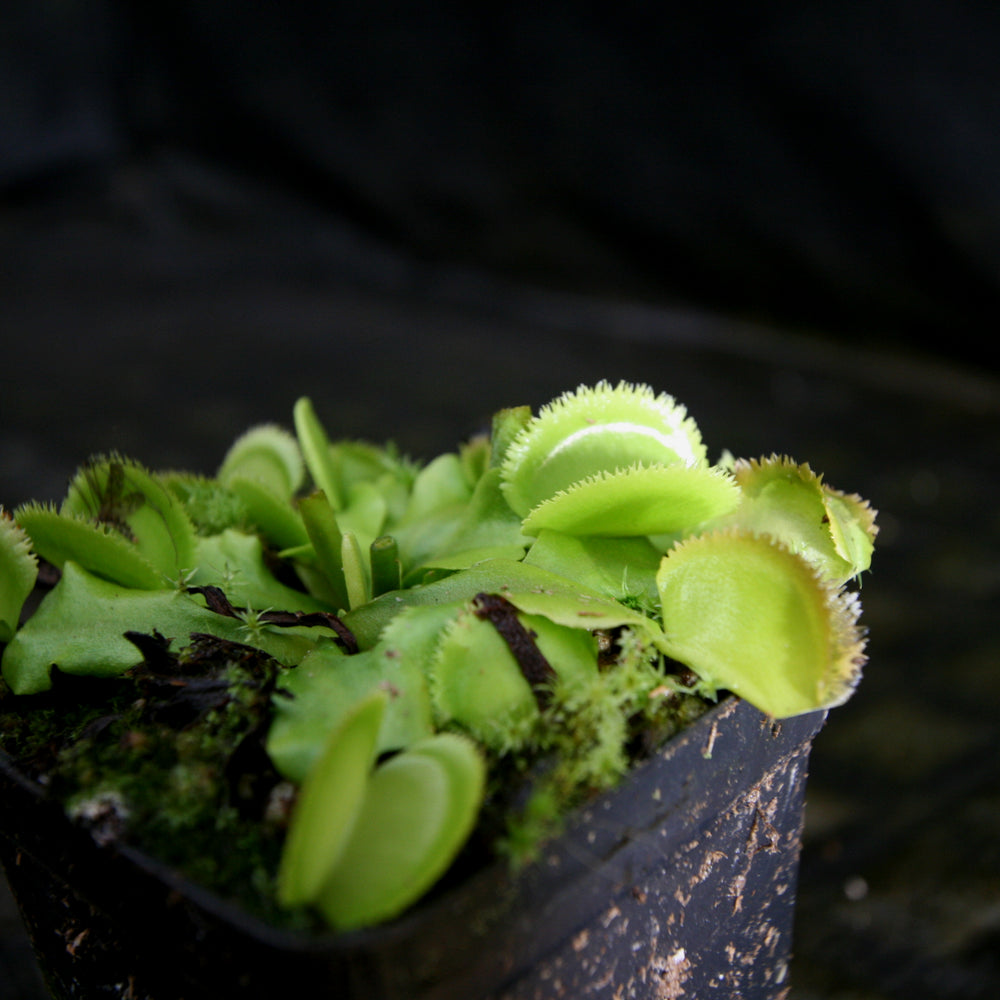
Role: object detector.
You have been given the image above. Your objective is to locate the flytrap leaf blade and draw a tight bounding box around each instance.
[277,690,387,907]
[656,530,866,718]
[316,733,485,930]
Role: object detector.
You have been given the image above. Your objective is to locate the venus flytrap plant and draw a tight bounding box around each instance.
[294,397,347,511]
[12,502,167,591]
[340,529,370,609]
[369,534,402,596]
[1,562,325,695]
[0,380,877,935]
[523,530,664,611]
[500,382,707,513]
[266,635,433,784]
[189,528,329,614]
[217,423,306,501]
[214,424,311,553]
[655,530,867,717]
[63,454,199,584]
[714,455,877,585]
[429,598,599,747]
[314,729,485,931]
[277,690,387,908]
[500,382,740,537]
[295,490,352,611]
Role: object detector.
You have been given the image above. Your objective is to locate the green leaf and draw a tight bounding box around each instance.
[294,397,345,510]
[404,452,473,519]
[297,491,350,612]
[343,558,662,651]
[520,463,740,537]
[369,534,402,597]
[526,611,600,685]
[407,733,486,839]
[338,480,388,552]
[458,434,491,487]
[404,545,530,587]
[392,452,475,567]
[322,442,415,531]
[0,511,37,643]
[377,600,464,674]
[0,562,242,694]
[425,466,528,561]
[429,602,598,748]
[189,529,327,613]
[329,440,416,495]
[430,608,539,744]
[823,488,878,579]
[1,558,322,695]
[721,456,877,584]
[316,733,485,930]
[15,502,164,590]
[267,642,433,784]
[489,405,532,468]
[277,690,386,907]
[225,476,308,550]
[217,423,305,500]
[524,530,664,609]
[341,530,370,609]
[656,530,867,718]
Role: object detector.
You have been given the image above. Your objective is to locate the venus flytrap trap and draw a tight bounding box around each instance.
[0,512,37,644]
[311,727,486,931]
[500,382,741,537]
[655,530,866,717]
[0,379,877,936]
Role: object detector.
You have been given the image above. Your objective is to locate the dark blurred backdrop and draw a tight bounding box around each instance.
[4,1,1000,370]
[4,7,1000,1000]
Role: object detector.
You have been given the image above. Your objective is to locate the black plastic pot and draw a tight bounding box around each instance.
[0,696,824,1000]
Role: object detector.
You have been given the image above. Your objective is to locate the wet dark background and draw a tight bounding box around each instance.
[2,4,999,997]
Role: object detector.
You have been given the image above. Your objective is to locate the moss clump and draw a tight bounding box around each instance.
[0,634,317,930]
[482,627,711,867]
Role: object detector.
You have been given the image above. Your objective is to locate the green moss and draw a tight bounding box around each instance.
[162,472,251,537]
[0,640,318,930]
[482,627,711,867]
